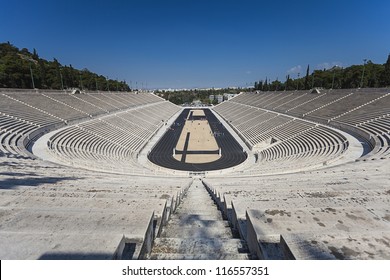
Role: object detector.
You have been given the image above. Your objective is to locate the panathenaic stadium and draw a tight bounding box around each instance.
[0,88,389,260]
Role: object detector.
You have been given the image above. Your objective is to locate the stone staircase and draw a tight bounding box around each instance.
[148,178,253,260]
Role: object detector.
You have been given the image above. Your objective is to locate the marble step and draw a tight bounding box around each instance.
[149,252,251,260]
[177,202,219,210]
[160,223,234,238]
[151,237,249,255]
[166,214,228,226]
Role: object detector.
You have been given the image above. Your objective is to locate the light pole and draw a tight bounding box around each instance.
[18,54,37,89]
[59,68,64,90]
[29,62,35,89]
[79,74,83,90]
[360,59,367,88]
[296,73,300,90]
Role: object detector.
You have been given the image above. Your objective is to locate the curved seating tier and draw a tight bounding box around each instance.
[0,89,164,158]
[47,101,180,174]
[0,89,190,259]
[1,87,389,260]
[226,89,390,160]
[255,126,348,174]
[213,100,348,174]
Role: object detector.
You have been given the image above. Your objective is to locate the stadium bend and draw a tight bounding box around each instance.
[1,88,390,260]
[22,89,384,178]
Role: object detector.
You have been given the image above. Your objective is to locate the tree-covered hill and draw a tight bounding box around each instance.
[254,55,390,91]
[0,42,130,91]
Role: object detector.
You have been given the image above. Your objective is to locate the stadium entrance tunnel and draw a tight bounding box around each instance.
[147,108,247,171]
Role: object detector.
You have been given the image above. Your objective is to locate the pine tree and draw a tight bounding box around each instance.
[304,64,310,89]
[383,54,390,86]
[32,48,39,60]
[285,75,290,90]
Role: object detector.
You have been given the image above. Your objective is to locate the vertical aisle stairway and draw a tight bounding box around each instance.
[148,178,253,260]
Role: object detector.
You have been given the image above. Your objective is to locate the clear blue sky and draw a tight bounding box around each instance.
[1,0,389,89]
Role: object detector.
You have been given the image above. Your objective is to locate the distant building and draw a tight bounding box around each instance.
[223,93,237,101]
[192,100,202,106]
[209,95,215,102]
[216,94,223,103]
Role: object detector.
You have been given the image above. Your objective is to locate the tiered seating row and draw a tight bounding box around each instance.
[203,174,390,260]
[233,91,389,123]
[1,93,63,126]
[47,101,180,173]
[356,116,390,159]
[256,126,348,173]
[0,154,192,259]
[0,90,164,157]
[0,114,39,156]
[213,96,348,174]
[228,90,390,159]
[214,101,317,148]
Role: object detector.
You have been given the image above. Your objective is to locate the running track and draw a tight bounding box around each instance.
[148,108,247,171]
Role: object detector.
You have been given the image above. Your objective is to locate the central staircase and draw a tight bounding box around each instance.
[148,178,253,260]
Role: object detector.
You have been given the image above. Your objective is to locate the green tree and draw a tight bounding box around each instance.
[304,64,310,90]
[285,75,293,90]
[382,54,390,86]
[263,77,268,91]
[0,42,131,90]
